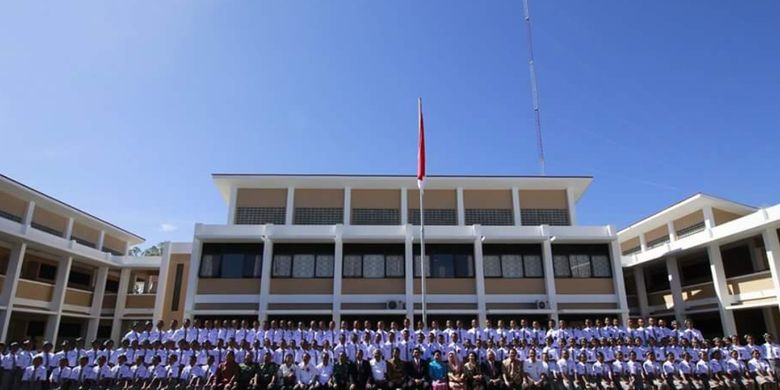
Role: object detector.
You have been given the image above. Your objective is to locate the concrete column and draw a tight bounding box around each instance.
[761,228,780,312]
[456,188,465,226]
[23,201,35,226]
[45,256,73,344]
[666,256,685,324]
[96,231,105,251]
[703,206,716,238]
[183,237,202,319]
[86,266,109,342]
[153,243,172,324]
[607,231,630,326]
[667,222,677,242]
[639,234,648,252]
[258,235,274,322]
[332,228,343,325]
[473,226,487,324]
[540,226,558,322]
[285,188,295,225]
[633,265,650,318]
[400,189,408,225]
[512,187,522,226]
[343,188,351,225]
[64,218,75,240]
[227,186,238,224]
[707,244,737,335]
[404,226,414,324]
[111,268,132,343]
[566,189,577,226]
[0,242,26,340]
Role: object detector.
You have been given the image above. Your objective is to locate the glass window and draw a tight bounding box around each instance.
[386,255,404,277]
[200,254,219,277]
[454,254,474,277]
[364,254,384,278]
[483,255,502,278]
[523,255,544,277]
[292,254,315,278]
[251,255,262,277]
[501,255,524,278]
[570,254,592,278]
[316,255,334,277]
[553,255,571,277]
[343,255,362,277]
[220,253,245,278]
[413,255,431,277]
[272,255,292,277]
[591,255,611,277]
[431,254,455,278]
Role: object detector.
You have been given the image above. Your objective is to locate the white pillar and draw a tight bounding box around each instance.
[456,188,465,226]
[400,189,408,225]
[666,256,685,324]
[227,186,238,224]
[111,268,131,342]
[258,235,274,322]
[45,256,73,344]
[0,242,26,340]
[86,266,109,341]
[707,244,737,335]
[332,228,343,325]
[343,188,351,225]
[540,226,558,321]
[512,187,522,226]
[667,222,677,242]
[285,188,295,225]
[152,243,172,324]
[566,189,577,226]
[64,218,74,240]
[96,230,105,251]
[183,237,202,319]
[404,226,414,324]
[608,231,630,326]
[633,265,650,318]
[473,226,487,324]
[761,228,780,312]
[639,235,648,252]
[23,201,35,226]
[703,206,716,238]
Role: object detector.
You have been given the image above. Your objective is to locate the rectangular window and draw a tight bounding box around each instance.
[105,279,119,293]
[171,264,184,312]
[524,255,544,277]
[272,255,292,277]
[220,253,245,278]
[482,244,544,278]
[501,255,524,278]
[68,270,92,289]
[343,255,362,277]
[316,255,334,278]
[342,244,405,278]
[413,244,474,278]
[38,263,57,281]
[363,254,385,278]
[200,254,220,277]
[551,244,612,278]
[483,255,502,278]
[292,254,315,278]
[272,244,335,279]
[385,255,404,277]
[431,254,455,278]
[413,255,431,278]
[569,254,592,278]
[591,255,612,277]
[199,243,263,278]
[553,255,571,277]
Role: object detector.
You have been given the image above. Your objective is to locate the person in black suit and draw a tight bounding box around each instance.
[349,349,372,390]
[482,350,504,389]
[405,347,428,389]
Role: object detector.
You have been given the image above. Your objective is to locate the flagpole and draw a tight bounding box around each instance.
[417,96,428,329]
[419,184,427,329]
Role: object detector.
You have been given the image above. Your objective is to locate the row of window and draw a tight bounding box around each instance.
[198,244,613,279]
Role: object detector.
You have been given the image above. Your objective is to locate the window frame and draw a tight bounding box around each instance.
[198,243,264,279]
[413,244,475,279]
[481,244,545,279]
[551,244,613,279]
[271,244,336,279]
[342,244,406,279]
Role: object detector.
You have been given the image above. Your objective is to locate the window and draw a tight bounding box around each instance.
[679,252,711,286]
[553,255,572,277]
[413,255,431,277]
[235,207,286,225]
[198,243,263,278]
[294,208,343,225]
[413,245,474,278]
[342,244,405,278]
[521,209,570,226]
[645,264,670,293]
[408,209,457,225]
[272,244,335,278]
[38,263,57,281]
[351,209,401,225]
[105,279,119,293]
[591,255,611,277]
[551,244,613,278]
[68,270,92,289]
[171,264,184,311]
[465,209,514,226]
[569,255,592,278]
[482,244,544,278]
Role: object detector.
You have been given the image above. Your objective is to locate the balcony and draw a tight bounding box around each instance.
[727,271,775,302]
[64,288,93,307]
[15,279,54,303]
[125,294,156,309]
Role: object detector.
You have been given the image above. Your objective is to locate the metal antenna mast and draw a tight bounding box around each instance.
[522,0,546,175]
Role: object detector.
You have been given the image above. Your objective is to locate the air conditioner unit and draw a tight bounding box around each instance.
[386,300,405,310]
[535,300,548,310]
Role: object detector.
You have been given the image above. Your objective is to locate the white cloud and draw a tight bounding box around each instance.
[160,223,178,232]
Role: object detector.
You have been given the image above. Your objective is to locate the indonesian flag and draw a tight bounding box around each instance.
[417,97,426,189]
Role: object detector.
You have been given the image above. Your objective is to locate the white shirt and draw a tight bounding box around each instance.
[525,359,545,381]
[370,358,387,381]
[316,362,333,384]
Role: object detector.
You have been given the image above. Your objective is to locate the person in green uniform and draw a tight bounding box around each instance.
[257,352,278,389]
[234,352,259,390]
[331,352,351,390]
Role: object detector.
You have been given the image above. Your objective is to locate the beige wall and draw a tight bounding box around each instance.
[31,207,67,234]
[64,288,93,306]
[270,279,333,294]
[16,280,53,301]
[295,189,344,208]
[673,211,704,232]
[408,189,457,209]
[714,208,742,225]
[236,189,288,208]
[102,235,126,254]
[71,223,99,244]
[727,273,774,296]
[196,303,259,310]
[197,278,261,294]
[484,279,545,294]
[558,303,617,310]
[463,190,512,209]
[518,190,568,209]
[102,294,117,309]
[0,191,27,220]
[413,279,476,294]
[161,254,190,324]
[342,279,405,294]
[351,189,400,209]
[644,225,669,243]
[621,237,640,252]
[682,283,715,301]
[555,278,614,294]
[647,291,674,307]
[126,294,156,308]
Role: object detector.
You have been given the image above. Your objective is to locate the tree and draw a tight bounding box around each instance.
[128,243,164,256]
[128,246,142,256]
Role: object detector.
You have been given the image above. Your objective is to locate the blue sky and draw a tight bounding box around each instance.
[1,1,778,248]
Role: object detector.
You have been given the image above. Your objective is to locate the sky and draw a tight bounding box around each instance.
[1,1,779,248]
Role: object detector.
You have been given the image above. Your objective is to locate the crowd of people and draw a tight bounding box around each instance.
[3,316,780,390]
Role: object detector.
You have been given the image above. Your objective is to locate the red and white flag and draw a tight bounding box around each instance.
[417,97,426,189]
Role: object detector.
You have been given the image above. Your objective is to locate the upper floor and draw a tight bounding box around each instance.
[213,174,593,227]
